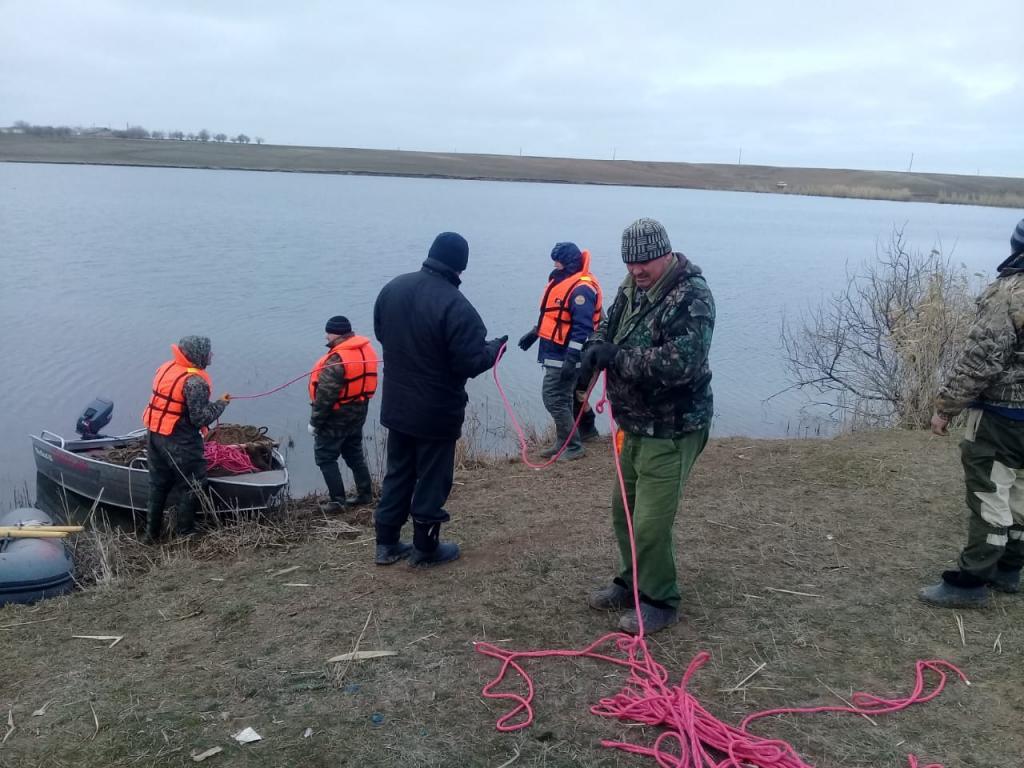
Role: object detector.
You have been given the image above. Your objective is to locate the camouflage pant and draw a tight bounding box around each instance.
[146,430,208,535]
[611,427,709,607]
[957,409,1024,578]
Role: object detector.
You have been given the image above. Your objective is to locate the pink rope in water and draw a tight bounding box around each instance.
[203,442,256,474]
[481,343,963,768]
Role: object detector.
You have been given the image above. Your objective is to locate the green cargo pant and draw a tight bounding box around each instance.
[957,408,1024,578]
[611,427,709,608]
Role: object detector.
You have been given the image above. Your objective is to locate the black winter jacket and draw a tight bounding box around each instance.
[374,258,496,440]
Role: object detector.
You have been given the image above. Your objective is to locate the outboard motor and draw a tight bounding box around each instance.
[76,398,113,440]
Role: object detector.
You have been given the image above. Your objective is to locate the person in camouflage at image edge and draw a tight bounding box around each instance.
[920,216,1024,608]
[141,335,229,542]
[580,217,714,634]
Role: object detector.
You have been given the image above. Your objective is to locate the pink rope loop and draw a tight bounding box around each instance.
[479,347,964,768]
[203,442,256,473]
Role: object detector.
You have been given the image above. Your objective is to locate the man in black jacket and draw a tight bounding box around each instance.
[373,232,506,567]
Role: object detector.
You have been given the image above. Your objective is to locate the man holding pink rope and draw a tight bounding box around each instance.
[579,218,715,634]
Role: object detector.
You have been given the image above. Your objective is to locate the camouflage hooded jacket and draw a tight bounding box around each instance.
[935,254,1024,417]
[592,254,715,437]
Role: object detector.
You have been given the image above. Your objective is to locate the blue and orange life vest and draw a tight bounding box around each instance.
[536,249,602,346]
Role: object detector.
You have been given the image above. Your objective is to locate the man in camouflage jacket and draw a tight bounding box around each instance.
[144,335,229,542]
[309,315,374,513]
[921,217,1024,608]
[580,218,715,634]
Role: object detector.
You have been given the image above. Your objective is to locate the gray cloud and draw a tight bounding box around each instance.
[2,0,1021,175]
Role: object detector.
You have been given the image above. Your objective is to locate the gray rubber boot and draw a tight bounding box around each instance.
[618,603,679,635]
[588,580,635,611]
[918,580,990,608]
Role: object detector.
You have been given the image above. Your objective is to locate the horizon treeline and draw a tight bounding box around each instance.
[5,121,265,145]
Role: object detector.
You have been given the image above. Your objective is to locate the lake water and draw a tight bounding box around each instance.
[0,162,1017,510]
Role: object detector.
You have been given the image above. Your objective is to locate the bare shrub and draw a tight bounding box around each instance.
[781,226,977,429]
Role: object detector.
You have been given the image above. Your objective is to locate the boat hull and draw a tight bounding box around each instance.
[31,433,289,514]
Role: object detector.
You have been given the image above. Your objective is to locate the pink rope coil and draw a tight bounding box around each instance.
[481,342,963,768]
[203,441,256,474]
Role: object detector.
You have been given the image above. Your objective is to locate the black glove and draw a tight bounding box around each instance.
[486,335,509,364]
[580,342,619,381]
[518,328,539,351]
[559,351,580,384]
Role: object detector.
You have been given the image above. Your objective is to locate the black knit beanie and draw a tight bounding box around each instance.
[325,315,352,335]
[427,232,469,272]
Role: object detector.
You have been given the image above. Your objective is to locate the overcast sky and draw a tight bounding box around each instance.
[2,0,1022,176]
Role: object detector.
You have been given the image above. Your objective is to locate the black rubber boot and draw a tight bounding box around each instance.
[578,408,600,442]
[409,522,460,568]
[175,492,200,536]
[351,463,374,506]
[989,565,1021,594]
[375,542,413,565]
[318,463,347,504]
[141,488,168,544]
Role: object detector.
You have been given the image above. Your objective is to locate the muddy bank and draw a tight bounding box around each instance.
[3,135,1023,207]
[1,430,1022,767]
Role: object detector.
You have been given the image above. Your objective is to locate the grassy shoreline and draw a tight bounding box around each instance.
[2,430,1021,767]
[3,135,1023,208]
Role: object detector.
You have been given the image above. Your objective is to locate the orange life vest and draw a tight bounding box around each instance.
[308,335,379,409]
[142,344,214,436]
[536,249,602,347]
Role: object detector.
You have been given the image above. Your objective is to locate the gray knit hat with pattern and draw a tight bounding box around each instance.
[1012,217,1024,256]
[621,218,672,263]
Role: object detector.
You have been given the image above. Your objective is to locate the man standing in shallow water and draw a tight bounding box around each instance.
[580,218,715,634]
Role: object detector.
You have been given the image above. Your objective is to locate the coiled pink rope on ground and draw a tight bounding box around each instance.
[482,343,963,768]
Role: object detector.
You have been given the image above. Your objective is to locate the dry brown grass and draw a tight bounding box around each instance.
[1,430,1022,767]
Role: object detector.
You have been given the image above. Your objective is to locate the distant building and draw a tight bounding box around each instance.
[776,181,788,190]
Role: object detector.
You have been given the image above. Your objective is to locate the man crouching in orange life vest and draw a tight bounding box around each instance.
[140,335,229,543]
[307,315,378,513]
[518,242,603,460]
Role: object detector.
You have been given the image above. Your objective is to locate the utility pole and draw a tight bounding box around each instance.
[738,148,742,165]
[907,152,914,172]
[612,147,617,160]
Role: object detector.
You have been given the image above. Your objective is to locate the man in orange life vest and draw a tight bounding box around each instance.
[518,242,603,460]
[308,315,378,513]
[141,335,229,543]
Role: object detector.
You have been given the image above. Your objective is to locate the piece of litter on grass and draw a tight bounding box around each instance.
[191,746,223,762]
[209,578,225,582]
[32,701,52,717]
[72,634,124,648]
[269,565,301,577]
[233,727,262,744]
[327,650,398,663]
[764,587,823,598]
[303,727,313,738]
[283,583,313,587]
